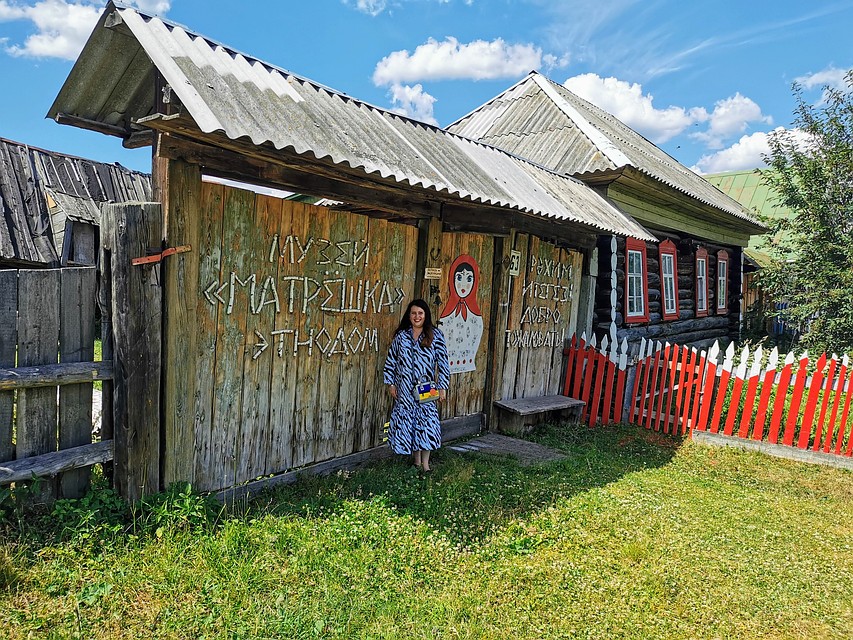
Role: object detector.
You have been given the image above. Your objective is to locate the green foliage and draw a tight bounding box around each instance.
[133,482,222,537]
[760,69,853,355]
[0,476,46,530]
[0,426,851,638]
[51,482,129,542]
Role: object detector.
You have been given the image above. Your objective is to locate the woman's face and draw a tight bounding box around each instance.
[454,267,475,299]
[409,305,426,329]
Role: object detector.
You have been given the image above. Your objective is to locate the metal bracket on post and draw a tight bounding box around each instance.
[131,245,191,266]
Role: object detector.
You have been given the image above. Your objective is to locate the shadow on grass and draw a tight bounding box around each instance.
[249,422,682,546]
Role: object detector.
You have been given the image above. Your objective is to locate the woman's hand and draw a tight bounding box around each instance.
[388,384,397,400]
[439,389,447,403]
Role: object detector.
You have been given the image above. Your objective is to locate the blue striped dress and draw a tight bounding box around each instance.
[383,327,451,454]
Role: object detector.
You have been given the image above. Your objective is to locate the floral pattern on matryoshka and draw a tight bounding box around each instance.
[440,254,484,374]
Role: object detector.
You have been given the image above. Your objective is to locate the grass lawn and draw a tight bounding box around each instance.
[1,423,851,639]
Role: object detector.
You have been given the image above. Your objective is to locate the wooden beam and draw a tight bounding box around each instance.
[55,113,128,139]
[0,441,113,485]
[154,132,441,220]
[0,361,112,391]
[123,130,154,149]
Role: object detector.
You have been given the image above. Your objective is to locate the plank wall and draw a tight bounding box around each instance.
[497,233,583,401]
[163,164,419,491]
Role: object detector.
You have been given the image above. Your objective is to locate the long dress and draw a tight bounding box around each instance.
[383,327,451,454]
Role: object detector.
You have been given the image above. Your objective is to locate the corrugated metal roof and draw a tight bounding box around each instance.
[0,136,151,265]
[448,72,764,230]
[705,169,789,252]
[47,2,655,242]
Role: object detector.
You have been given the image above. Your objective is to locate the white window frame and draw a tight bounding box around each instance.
[696,253,708,315]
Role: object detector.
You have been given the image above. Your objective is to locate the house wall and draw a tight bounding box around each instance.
[594,234,742,356]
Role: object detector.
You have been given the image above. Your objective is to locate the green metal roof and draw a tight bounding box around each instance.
[705,169,792,254]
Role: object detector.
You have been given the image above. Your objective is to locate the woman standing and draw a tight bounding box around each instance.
[383,299,451,472]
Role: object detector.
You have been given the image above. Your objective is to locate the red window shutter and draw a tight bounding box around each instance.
[695,247,709,318]
[625,237,649,323]
[659,239,680,321]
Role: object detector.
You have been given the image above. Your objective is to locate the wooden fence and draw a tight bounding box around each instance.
[563,334,853,457]
[0,267,113,499]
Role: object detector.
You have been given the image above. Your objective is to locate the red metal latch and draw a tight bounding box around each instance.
[131,244,192,266]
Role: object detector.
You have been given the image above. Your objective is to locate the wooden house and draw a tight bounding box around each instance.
[47,3,655,494]
[0,137,151,268]
[448,72,767,353]
[705,168,793,337]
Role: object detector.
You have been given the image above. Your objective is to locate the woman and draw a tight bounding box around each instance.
[383,299,450,472]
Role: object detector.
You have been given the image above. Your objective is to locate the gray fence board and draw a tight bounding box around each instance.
[16,270,60,463]
[0,270,16,462]
[59,267,96,497]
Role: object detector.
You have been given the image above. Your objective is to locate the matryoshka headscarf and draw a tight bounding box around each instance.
[440,254,482,321]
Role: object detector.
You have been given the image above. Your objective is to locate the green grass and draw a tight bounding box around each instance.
[1,423,852,639]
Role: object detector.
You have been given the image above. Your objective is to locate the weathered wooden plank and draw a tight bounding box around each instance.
[0,270,17,462]
[484,234,511,429]
[495,395,585,416]
[501,233,528,401]
[98,203,115,488]
[0,440,113,485]
[236,193,279,484]
[0,361,113,390]
[210,186,254,488]
[191,181,224,490]
[58,267,96,498]
[266,197,298,475]
[287,201,316,470]
[69,222,97,266]
[162,160,202,487]
[106,202,162,500]
[16,270,60,475]
[0,143,36,262]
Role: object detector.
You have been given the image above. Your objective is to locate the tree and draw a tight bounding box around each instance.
[760,69,853,355]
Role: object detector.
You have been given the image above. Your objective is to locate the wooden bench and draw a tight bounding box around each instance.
[493,395,585,435]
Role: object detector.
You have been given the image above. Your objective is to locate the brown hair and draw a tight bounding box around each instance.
[394,299,435,348]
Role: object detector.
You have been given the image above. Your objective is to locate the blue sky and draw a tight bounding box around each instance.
[1,0,851,176]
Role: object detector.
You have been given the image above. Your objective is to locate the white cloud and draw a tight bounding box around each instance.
[0,0,169,60]
[387,83,439,125]
[354,0,386,16]
[692,131,773,174]
[693,127,816,174]
[796,66,850,91]
[542,52,570,72]
[690,93,772,149]
[373,37,541,85]
[563,73,705,144]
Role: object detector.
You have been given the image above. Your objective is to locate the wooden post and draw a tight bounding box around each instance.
[103,202,163,500]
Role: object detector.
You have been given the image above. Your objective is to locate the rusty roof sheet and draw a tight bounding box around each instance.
[47,3,654,242]
[448,73,763,229]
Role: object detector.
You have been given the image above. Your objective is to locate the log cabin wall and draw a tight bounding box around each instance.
[594,233,742,357]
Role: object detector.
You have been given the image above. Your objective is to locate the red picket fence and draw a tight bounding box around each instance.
[562,334,853,457]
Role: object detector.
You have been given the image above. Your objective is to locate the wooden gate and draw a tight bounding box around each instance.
[0,267,113,498]
[161,171,420,492]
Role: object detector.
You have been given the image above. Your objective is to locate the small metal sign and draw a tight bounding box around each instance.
[509,250,521,276]
[424,267,442,280]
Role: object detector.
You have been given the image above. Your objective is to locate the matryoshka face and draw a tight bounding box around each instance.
[454,267,475,299]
